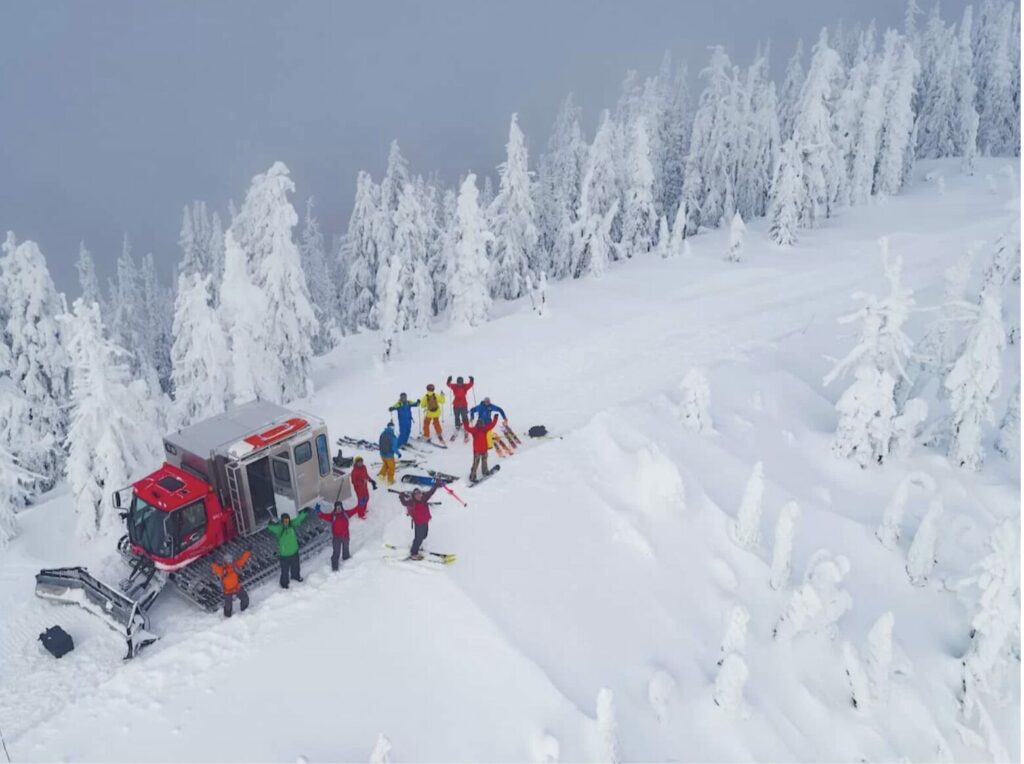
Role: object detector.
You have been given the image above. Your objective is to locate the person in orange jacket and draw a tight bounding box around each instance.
[211,549,252,617]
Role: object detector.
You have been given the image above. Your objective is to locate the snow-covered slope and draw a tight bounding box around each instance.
[0,160,1019,762]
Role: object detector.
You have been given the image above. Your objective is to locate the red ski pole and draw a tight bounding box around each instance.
[438,481,467,507]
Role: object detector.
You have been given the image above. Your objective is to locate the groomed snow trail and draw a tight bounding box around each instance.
[0,160,1018,762]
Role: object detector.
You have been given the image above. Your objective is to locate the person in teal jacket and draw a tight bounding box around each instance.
[388,393,419,450]
[267,508,311,588]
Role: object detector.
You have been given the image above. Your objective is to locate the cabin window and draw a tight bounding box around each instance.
[316,434,330,476]
[294,441,313,465]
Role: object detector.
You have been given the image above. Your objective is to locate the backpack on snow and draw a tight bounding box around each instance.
[39,625,74,658]
[528,425,548,438]
[426,392,439,412]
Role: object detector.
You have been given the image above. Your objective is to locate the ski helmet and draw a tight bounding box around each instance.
[483,397,491,404]
[222,550,234,562]
[399,392,407,399]
[457,376,464,384]
[354,456,363,464]
[334,501,344,511]
[426,383,435,391]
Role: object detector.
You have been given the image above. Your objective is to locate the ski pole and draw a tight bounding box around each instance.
[438,481,468,507]
[0,722,11,763]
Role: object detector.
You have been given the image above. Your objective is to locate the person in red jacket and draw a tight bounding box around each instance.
[399,483,440,560]
[464,415,499,483]
[317,500,360,571]
[349,456,377,518]
[446,374,474,442]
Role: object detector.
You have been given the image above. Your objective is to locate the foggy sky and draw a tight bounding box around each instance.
[0,0,973,294]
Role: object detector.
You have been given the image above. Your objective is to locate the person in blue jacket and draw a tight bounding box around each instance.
[377,422,399,485]
[388,392,419,450]
[471,397,509,453]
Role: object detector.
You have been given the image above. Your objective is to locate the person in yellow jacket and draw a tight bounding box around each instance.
[420,383,446,442]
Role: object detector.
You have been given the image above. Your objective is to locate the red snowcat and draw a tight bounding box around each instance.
[35,400,352,657]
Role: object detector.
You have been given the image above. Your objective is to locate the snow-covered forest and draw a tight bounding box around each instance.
[0,1,1020,760]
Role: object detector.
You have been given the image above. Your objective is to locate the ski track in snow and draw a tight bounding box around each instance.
[0,160,1020,762]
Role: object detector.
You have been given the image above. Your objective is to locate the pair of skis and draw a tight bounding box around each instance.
[382,543,456,566]
[338,435,427,456]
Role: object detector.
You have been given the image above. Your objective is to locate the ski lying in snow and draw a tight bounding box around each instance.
[383,543,456,563]
[468,464,501,486]
[502,425,523,446]
[338,436,425,456]
[401,472,459,487]
[383,554,455,567]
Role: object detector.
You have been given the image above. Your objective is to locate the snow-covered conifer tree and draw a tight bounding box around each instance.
[231,161,317,402]
[537,95,587,280]
[850,31,899,205]
[0,440,37,548]
[791,29,844,226]
[0,235,70,488]
[171,272,230,424]
[340,172,383,330]
[906,496,943,585]
[75,242,102,309]
[652,217,670,259]
[768,139,802,246]
[945,290,1005,470]
[831,366,898,467]
[63,299,161,539]
[395,185,434,337]
[219,229,274,403]
[369,734,392,764]
[726,212,746,263]
[620,117,657,257]
[299,198,341,353]
[779,40,806,139]
[378,254,404,362]
[678,367,712,433]
[842,641,873,711]
[995,381,1020,459]
[713,653,749,715]
[770,500,801,589]
[732,461,765,548]
[527,271,549,317]
[974,0,1018,156]
[875,35,920,196]
[572,111,620,277]
[773,552,852,640]
[960,519,1021,709]
[833,25,875,203]
[447,174,494,328]
[595,688,619,763]
[915,8,957,159]
[489,114,538,299]
[178,201,212,277]
[954,6,981,172]
[719,605,750,661]
[208,211,226,292]
[139,252,173,395]
[891,397,928,456]
[865,612,895,703]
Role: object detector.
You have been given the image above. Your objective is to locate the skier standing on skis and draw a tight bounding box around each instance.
[211,549,251,617]
[377,422,399,485]
[317,500,360,571]
[399,482,441,560]
[420,384,446,443]
[388,393,418,451]
[349,456,377,517]
[446,375,474,442]
[267,509,311,588]
[465,415,499,482]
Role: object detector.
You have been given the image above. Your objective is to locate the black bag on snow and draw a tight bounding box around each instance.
[39,625,74,658]
[528,425,548,438]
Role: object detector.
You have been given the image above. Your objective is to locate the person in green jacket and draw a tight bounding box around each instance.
[267,509,311,588]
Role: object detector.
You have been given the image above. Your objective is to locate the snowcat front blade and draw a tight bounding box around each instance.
[35,566,163,659]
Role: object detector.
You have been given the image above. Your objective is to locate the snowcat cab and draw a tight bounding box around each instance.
[35,401,352,658]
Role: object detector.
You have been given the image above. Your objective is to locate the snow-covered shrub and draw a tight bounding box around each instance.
[995,382,1020,459]
[876,472,936,549]
[906,496,943,586]
[667,202,688,259]
[831,367,897,467]
[770,501,801,590]
[945,290,1005,471]
[369,733,391,764]
[718,605,750,663]
[773,552,851,640]
[595,688,619,763]
[653,216,670,259]
[891,397,928,457]
[713,653,749,715]
[678,368,712,433]
[632,446,685,516]
[648,670,676,724]
[528,271,549,317]
[726,212,746,263]
[865,612,895,704]
[961,520,1021,707]
[842,641,872,711]
[531,732,560,763]
[732,461,764,549]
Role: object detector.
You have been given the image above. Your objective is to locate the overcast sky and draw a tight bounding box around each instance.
[0,0,972,294]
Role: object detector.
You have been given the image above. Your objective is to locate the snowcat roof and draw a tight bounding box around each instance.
[164,400,311,459]
[134,463,210,511]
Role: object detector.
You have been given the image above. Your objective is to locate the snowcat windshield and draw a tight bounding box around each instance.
[128,496,208,560]
[128,497,173,558]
